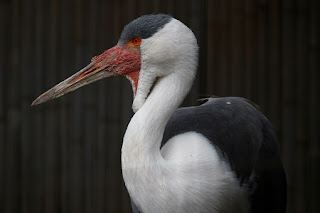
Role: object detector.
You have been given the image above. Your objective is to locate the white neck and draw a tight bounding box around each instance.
[121,18,200,212]
[121,69,194,211]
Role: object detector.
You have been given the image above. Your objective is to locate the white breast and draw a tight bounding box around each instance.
[159,132,249,213]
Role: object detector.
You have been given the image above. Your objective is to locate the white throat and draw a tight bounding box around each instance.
[121,69,195,212]
[121,18,198,183]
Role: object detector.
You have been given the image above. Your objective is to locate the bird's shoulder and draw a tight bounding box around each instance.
[162,97,268,146]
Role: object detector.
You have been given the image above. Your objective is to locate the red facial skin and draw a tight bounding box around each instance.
[91,44,141,93]
[126,70,140,93]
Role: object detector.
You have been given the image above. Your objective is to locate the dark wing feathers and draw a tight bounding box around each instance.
[162,97,264,183]
[250,117,287,213]
[131,199,141,213]
[161,97,286,212]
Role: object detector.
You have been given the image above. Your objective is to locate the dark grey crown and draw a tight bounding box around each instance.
[118,14,173,45]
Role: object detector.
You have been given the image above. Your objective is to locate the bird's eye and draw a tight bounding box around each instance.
[130,37,142,46]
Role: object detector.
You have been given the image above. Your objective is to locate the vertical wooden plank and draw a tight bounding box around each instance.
[125,0,138,22]
[5,103,22,213]
[58,0,73,212]
[309,0,320,212]
[0,1,10,212]
[206,0,218,95]
[84,0,101,212]
[295,0,309,211]
[230,0,245,97]
[70,96,85,213]
[69,92,85,213]
[174,0,189,22]
[58,93,70,213]
[6,0,22,212]
[72,0,86,210]
[44,108,59,213]
[267,0,281,134]
[215,0,231,96]
[92,2,110,212]
[74,1,89,213]
[58,0,85,212]
[57,0,71,207]
[43,0,60,212]
[166,0,175,15]
[75,0,99,212]
[281,0,297,212]
[152,0,165,13]
[244,0,258,101]
[20,0,36,212]
[33,0,46,212]
[137,0,153,16]
[256,0,268,109]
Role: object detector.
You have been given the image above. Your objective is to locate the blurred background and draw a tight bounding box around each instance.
[0,0,319,212]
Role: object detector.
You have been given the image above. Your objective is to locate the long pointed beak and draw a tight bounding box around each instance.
[32,45,141,106]
[31,62,113,106]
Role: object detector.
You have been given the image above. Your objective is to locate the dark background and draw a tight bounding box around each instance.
[0,0,319,212]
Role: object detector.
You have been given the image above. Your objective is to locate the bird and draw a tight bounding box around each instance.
[32,14,287,213]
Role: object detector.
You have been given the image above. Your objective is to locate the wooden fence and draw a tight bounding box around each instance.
[0,0,319,212]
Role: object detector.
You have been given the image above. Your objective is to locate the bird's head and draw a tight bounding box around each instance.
[32,14,198,112]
